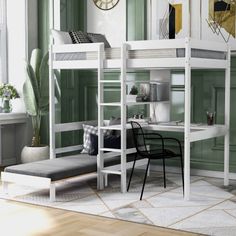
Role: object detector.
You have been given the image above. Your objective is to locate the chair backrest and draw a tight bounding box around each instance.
[130,121,148,155]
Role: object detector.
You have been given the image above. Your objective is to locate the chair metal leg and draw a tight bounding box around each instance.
[180,154,184,195]
[127,153,137,192]
[163,157,166,188]
[140,158,150,200]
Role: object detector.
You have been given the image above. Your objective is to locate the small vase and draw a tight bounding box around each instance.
[2,99,12,113]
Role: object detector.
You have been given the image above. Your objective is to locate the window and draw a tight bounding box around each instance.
[0,0,7,83]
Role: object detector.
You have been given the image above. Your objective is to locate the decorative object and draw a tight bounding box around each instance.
[22,48,59,163]
[86,33,111,48]
[206,111,216,125]
[158,2,183,39]
[140,83,150,101]
[127,85,138,102]
[93,0,120,10]
[206,0,235,42]
[0,83,19,113]
[69,31,91,44]
[23,49,50,147]
[51,29,72,45]
[21,145,49,164]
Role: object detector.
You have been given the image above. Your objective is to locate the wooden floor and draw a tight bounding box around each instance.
[0,199,202,236]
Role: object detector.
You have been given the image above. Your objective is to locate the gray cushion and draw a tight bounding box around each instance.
[4,154,138,182]
[86,33,111,48]
[69,31,90,44]
[81,124,98,153]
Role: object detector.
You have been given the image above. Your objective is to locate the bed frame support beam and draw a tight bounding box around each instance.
[50,183,56,202]
[184,37,191,201]
[224,45,231,186]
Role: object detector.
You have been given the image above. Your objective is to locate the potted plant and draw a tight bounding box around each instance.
[0,84,19,113]
[127,85,138,102]
[21,49,50,163]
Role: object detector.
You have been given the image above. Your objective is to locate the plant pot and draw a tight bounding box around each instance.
[126,95,137,102]
[2,99,12,113]
[21,145,49,163]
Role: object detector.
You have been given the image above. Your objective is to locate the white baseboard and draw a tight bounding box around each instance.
[150,165,236,180]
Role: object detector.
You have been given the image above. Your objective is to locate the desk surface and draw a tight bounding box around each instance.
[0,113,28,124]
[102,122,227,142]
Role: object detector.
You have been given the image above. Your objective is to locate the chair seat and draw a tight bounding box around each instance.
[140,149,179,159]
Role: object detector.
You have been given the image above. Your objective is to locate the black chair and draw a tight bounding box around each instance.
[127,121,184,200]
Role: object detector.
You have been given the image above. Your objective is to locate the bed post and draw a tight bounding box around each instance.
[49,183,56,202]
[49,0,56,159]
[49,46,56,159]
[2,181,8,194]
[184,37,191,201]
[97,43,105,190]
[224,44,231,186]
[120,43,127,193]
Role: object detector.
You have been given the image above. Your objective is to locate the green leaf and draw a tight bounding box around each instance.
[39,52,49,110]
[30,49,42,84]
[26,63,40,105]
[23,78,37,116]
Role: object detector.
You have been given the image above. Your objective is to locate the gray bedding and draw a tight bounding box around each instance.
[4,154,137,181]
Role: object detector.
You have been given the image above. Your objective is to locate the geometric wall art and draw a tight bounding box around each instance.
[159,1,183,39]
[207,0,236,42]
[168,4,183,39]
[201,0,236,49]
[149,0,236,48]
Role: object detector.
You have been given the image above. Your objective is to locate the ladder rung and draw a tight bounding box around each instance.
[100,126,121,130]
[100,103,121,106]
[101,170,121,175]
[100,148,121,153]
[99,80,121,83]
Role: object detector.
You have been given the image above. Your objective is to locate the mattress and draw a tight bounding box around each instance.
[4,153,138,181]
[55,48,226,61]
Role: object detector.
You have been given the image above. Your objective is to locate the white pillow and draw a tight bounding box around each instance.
[51,29,72,45]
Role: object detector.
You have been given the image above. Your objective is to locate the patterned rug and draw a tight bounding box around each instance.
[1,169,236,236]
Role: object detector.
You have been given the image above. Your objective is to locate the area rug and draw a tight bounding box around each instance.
[1,169,236,236]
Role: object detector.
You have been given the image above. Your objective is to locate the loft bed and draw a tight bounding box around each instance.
[49,37,230,201]
[1,37,230,202]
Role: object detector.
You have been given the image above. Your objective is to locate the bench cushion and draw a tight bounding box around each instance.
[4,154,138,181]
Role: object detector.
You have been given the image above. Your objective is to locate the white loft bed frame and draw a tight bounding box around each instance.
[49,37,230,201]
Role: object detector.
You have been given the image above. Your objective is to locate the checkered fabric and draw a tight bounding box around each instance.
[81,124,98,153]
[69,31,91,44]
[86,33,111,48]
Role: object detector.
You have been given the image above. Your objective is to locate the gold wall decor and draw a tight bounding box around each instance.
[172,4,182,34]
[209,0,236,38]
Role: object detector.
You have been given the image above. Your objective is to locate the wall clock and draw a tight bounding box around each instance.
[93,0,120,10]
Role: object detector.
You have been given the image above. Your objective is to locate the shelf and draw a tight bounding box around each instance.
[99,80,121,83]
[100,103,121,107]
[126,101,169,106]
[100,125,122,130]
[100,148,121,153]
[147,123,227,142]
[0,113,28,125]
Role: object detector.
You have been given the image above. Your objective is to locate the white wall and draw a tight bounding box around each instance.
[87,0,126,47]
[6,0,38,112]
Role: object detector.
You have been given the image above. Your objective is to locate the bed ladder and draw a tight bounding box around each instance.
[97,44,128,193]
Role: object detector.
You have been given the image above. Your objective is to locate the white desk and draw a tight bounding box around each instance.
[98,122,229,200]
[147,123,229,200]
[0,113,28,166]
